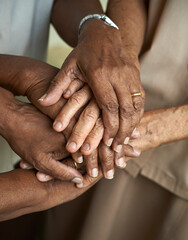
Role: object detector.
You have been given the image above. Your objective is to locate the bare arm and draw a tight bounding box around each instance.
[106,0,147,61]
[51,0,103,46]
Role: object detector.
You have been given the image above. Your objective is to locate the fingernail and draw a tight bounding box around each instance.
[82,143,90,151]
[53,121,63,130]
[22,162,32,169]
[131,128,140,138]
[91,168,98,178]
[106,169,114,179]
[64,90,71,96]
[133,148,141,156]
[114,145,122,153]
[106,138,113,147]
[76,182,84,188]
[124,137,130,145]
[38,93,47,102]
[67,142,77,150]
[38,173,49,180]
[72,177,82,184]
[77,156,83,163]
[116,157,127,168]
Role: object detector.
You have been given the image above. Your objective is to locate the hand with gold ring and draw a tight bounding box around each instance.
[38,24,145,153]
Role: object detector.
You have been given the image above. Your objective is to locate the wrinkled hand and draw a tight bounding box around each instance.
[1,89,83,183]
[38,20,145,152]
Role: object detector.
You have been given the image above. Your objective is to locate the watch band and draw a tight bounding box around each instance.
[78,14,119,35]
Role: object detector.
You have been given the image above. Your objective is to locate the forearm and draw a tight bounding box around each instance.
[152,105,188,146]
[51,0,103,46]
[0,54,58,96]
[106,0,147,60]
[0,169,48,221]
[134,105,188,153]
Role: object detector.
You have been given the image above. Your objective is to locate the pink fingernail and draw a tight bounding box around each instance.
[72,177,82,184]
[106,169,114,179]
[82,143,90,151]
[133,148,141,156]
[91,168,98,178]
[114,145,122,153]
[53,121,63,130]
[38,93,47,102]
[76,182,84,188]
[106,138,113,147]
[77,156,83,163]
[22,162,33,169]
[131,128,140,138]
[124,137,130,145]
[64,90,71,96]
[116,157,127,168]
[67,142,77,150]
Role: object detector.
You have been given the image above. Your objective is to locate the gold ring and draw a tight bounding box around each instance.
[131,92,142,97]
[73,161,78,170]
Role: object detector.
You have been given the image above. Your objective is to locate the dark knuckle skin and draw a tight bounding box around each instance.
[120,106,135,120]
[133,100,144,112]
[103,159,113,168]
[102,100,119,114]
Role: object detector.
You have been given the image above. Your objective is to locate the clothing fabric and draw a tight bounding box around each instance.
[0,0,53,172]
[126,0,188,199]
[44,171,188,240]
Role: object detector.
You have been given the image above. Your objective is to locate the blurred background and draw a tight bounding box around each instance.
[47,0,107,67]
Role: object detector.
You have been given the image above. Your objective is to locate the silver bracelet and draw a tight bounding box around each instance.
[78,14,119,35]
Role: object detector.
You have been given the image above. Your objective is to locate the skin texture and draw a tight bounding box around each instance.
[0,162,102,221]
[38,0,147,155]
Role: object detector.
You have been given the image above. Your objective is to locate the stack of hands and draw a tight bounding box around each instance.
[7,26,145,186]
[0,22,158,220]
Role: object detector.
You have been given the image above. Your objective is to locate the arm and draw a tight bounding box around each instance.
[0,87,82,183]
[106,0,147,62]
[115,105,188,162]
[39,0,147,157]
[51,0,104,47]
[0,164,101,221]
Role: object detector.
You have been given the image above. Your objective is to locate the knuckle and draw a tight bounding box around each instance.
[102,100,119,114]
[82,108,97,121]
[133,100,144,112]
[103,158,113,168]
[71,129,83,140]
[50,77,61,88]
[69,93,82,105]
[120,106,135,120]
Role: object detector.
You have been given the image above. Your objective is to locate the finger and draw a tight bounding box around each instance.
[76,169,103,188]
[130,128,140,139]
[66,100,100,153]
[84,150,99,178]
[63,79,84,98]
[89,80,119,147]
[114,144,141,168]
[20,160,33,169]
[34,155,83,184]
[99,142,115,179]
[72,151,84,164]
[53,85,92,132]
[81,117,104,155]
[111,83,136,151]
[38,67,73,106]
[36,172,53,182]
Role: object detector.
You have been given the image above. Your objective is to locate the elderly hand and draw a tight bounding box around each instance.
[38,20,145,152]
[0,87,83,184]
